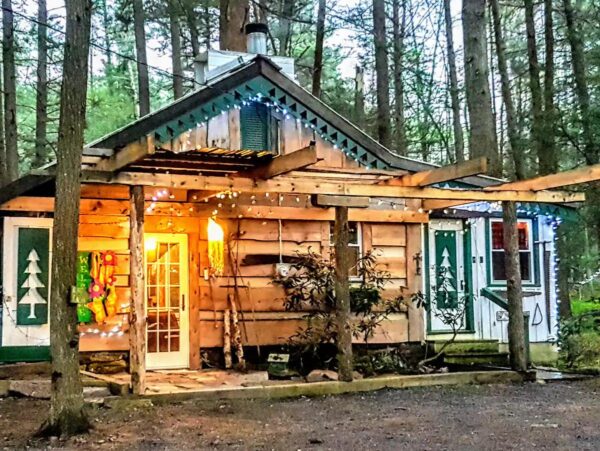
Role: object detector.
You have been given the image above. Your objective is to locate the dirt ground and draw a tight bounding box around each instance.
[1,379,599,450]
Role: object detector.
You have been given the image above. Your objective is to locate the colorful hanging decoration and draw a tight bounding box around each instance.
[207,218,225,276]
[70,250,121,324]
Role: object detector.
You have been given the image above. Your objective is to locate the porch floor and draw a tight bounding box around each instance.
[102,369,274,394]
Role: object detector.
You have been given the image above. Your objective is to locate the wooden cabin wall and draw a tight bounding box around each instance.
[2,184,424,366]
[163,112,361,170]
[197,217,424,350]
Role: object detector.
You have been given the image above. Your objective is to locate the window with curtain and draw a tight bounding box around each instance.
[490,219,534,284]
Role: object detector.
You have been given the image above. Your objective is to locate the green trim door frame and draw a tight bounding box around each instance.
[426,219,475,334]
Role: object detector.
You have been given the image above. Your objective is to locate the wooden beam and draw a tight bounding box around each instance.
[82,171,585,204]
[313,194,370,208]
[0,173,53,205]
[238,145,318,179]
[421,200,471,211]
[486,163,600,191]
[334,205,353,382]
[0,197,429,222]
[92,135,154,172]
[382,157,488,187]
[82,147,114,157]
[129,186,146,395]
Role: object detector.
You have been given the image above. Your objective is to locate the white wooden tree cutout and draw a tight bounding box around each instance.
[19,249,47,319]
[439,247,456,295]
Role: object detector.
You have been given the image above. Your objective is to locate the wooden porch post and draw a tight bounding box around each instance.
[129,185,146,394]
[502,201,527,371]
[334,205,353,382]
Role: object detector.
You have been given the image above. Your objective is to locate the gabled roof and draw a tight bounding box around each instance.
[88,55,500,187]
[1,54,507,204]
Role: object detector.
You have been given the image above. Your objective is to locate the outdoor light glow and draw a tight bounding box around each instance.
[208,218,225,275]
[145,237,157,251]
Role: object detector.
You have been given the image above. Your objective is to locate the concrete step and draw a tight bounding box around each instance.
[443,352,510,366]
[428,339,500,355]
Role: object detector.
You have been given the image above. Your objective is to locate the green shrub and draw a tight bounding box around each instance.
[558,311,600,369]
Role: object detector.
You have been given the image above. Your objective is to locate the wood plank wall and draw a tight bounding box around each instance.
[2,111,425,363]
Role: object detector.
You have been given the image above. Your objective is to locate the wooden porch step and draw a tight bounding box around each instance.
[428,339,500,355]
[443,352,509,367]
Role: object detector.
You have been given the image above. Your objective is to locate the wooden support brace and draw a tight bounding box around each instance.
[381,157,488,187]
[487,163,600,192]
[93,135,155,172]
[236,144,318,179]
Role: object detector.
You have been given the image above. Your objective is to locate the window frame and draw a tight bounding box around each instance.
[488,218,536,286]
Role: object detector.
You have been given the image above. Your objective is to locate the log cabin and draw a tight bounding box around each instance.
[0,29,586,372]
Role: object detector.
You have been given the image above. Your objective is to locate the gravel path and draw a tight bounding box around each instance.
[1,378,599,450]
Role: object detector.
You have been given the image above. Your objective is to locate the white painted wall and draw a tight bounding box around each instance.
[428,215,558,344]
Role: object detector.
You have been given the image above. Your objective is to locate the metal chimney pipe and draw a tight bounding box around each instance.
[245,23,268,55]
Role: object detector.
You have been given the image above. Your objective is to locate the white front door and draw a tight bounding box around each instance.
[145,233,189,369]
[2,217,53,348]
[428,220,469,333]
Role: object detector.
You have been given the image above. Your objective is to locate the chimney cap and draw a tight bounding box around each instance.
[245,22,269,35]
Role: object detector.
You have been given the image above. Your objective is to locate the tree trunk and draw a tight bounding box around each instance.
[0,60,6,187]
[101,0,112,69]
[524,0,545,175]
[2,0,18,183]
[34,0,48,169]
[311,0,326,98]
[277,0,294,56]
[129,185,146,395]
[444,0,463,163]
[557,223,572,320]
[354,65,365,125]
[373,0,391,149]
[502,201,528,372]
[41,0,92,437]
[540,0,557,175]
[133,0,150,116]
[334,206,353,382]
[181,0,201,57]
[169,0,184,100]
[563,0,595,164]
[219,0,248,52]
[462,0,500,176]
[392,0,407,156]
[491,0,525,181]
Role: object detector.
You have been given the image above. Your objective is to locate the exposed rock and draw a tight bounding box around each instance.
[88,360,127,374]
[306,369,339,383]
[9,380,51,399]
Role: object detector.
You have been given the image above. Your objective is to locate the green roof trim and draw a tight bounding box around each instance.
[151,75,392,170]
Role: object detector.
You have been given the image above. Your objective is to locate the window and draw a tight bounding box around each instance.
[329,222,362,278]
[489,219,534,284]
[240,102,280,154]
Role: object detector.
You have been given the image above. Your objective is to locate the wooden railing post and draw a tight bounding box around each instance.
[334,205,353,382]
[129,185,146,394]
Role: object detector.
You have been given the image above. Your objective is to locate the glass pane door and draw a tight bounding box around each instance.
[145,234,189,369]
